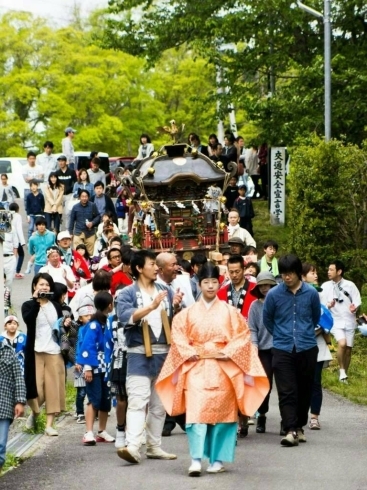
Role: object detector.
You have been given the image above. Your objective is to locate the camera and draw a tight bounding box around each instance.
[356,316,367,326]
[38,292,54,299]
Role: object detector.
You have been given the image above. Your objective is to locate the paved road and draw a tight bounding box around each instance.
[4,200,367,489]
[2,389,367,490]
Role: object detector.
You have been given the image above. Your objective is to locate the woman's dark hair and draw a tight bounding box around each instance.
[208,133,219,147]
[92,291,113,325]
[198,262,220,284]
[43,141,54,149]
[53,282,68,303]
[140,133,151,144]
[103,210,114,220]
[9,202,19,212]
[78,168,90,184]
[224,134,235,144]
[278,254,303,280]
[302,262,316,277]
[131,250,156,278]
[48,172,62,189]
[76,243,90,260]
[107,247,121,261]
[92,270,112,291]
[244,245,257,255]
[31,272,55,293]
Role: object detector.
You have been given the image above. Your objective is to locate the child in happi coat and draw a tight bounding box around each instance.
[0,316,27,376]
[74,302,96,424]
[77,292,114,446]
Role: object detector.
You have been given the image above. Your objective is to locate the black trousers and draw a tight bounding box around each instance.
[16,243,24,273]
[164,413,186,432]
[257,349,273,415]
[272,346,318,432]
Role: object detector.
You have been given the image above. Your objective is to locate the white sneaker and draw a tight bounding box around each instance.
[44,427,59,436]
[115,430,126,449]
[117,446,141,464]
[141,428,146,445]
[25,413,35,430]
[146,447,177,460]
[25,263,33,274]
[83,431,96,446]
[207,461,225,473]
[95,430,115,443]
[188,460,201,477]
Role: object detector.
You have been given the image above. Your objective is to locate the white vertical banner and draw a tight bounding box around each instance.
[270,147,286,225]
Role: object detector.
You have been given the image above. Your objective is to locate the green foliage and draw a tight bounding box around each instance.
[2,453,21,473]
[103,0,367,146]
[0,11,218,157]
[287,137,367,287]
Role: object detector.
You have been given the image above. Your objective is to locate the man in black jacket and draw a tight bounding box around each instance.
[55,155,77,230]
[90,181,118,225]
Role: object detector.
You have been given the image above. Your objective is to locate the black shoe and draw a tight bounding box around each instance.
[256,415,266,433]
[162,429,172,437]
[238,425,248,438]
[280,421,286,436]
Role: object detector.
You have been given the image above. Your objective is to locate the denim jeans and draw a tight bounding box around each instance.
[0,419,11,468]
[45,212,61,234]
[16,243,25,273]
[28,214,36,239]
[34,264,44,275]
[76,386,87,415]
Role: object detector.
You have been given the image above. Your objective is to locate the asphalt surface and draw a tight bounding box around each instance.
[4,199,367,490]
[1,390,367,490]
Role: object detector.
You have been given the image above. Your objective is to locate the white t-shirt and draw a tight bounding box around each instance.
[39,263,75,291]
[320,279,361,329]
[22,164,44,185]
[141,289,163,340]
[35,302,60,354]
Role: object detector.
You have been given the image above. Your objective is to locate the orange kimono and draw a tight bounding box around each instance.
[156,298,269,424]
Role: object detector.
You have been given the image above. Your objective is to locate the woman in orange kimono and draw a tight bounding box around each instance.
[156,263,269,477]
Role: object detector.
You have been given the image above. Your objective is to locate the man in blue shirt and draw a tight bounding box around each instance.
[263,254,320,447]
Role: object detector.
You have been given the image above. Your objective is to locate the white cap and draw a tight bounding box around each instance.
[57,231,72,241]
[4,315,19,326]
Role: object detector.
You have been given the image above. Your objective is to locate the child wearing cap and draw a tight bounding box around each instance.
[74,302,96,425]
[0,316,27,376]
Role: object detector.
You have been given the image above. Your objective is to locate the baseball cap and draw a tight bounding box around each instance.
[228,236,244,245]
[4,315,19,325]
[65,127,77,133]
[57,231,72,241]
[57,155,67,161]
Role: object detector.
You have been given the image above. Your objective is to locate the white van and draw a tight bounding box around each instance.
[0,157,28,198]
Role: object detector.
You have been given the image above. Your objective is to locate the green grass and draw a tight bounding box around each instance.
[2,453,22,473]
[23,381,75,435]
[252,199,367,405]
[252,200,290,253]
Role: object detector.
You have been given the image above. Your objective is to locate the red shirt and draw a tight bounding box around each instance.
[110,271,133,296]
[217,280,257,321]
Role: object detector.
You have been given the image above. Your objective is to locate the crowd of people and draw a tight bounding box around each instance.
[0,128,364,477]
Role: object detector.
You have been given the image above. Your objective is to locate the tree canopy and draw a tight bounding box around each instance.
[104,0,367,146]
[0,10,219,156]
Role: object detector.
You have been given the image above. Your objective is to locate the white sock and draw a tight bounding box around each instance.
[192,458,201,464]
[340,369,346,378]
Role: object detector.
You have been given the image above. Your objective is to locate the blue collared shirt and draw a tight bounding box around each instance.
[263,282,320,353]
